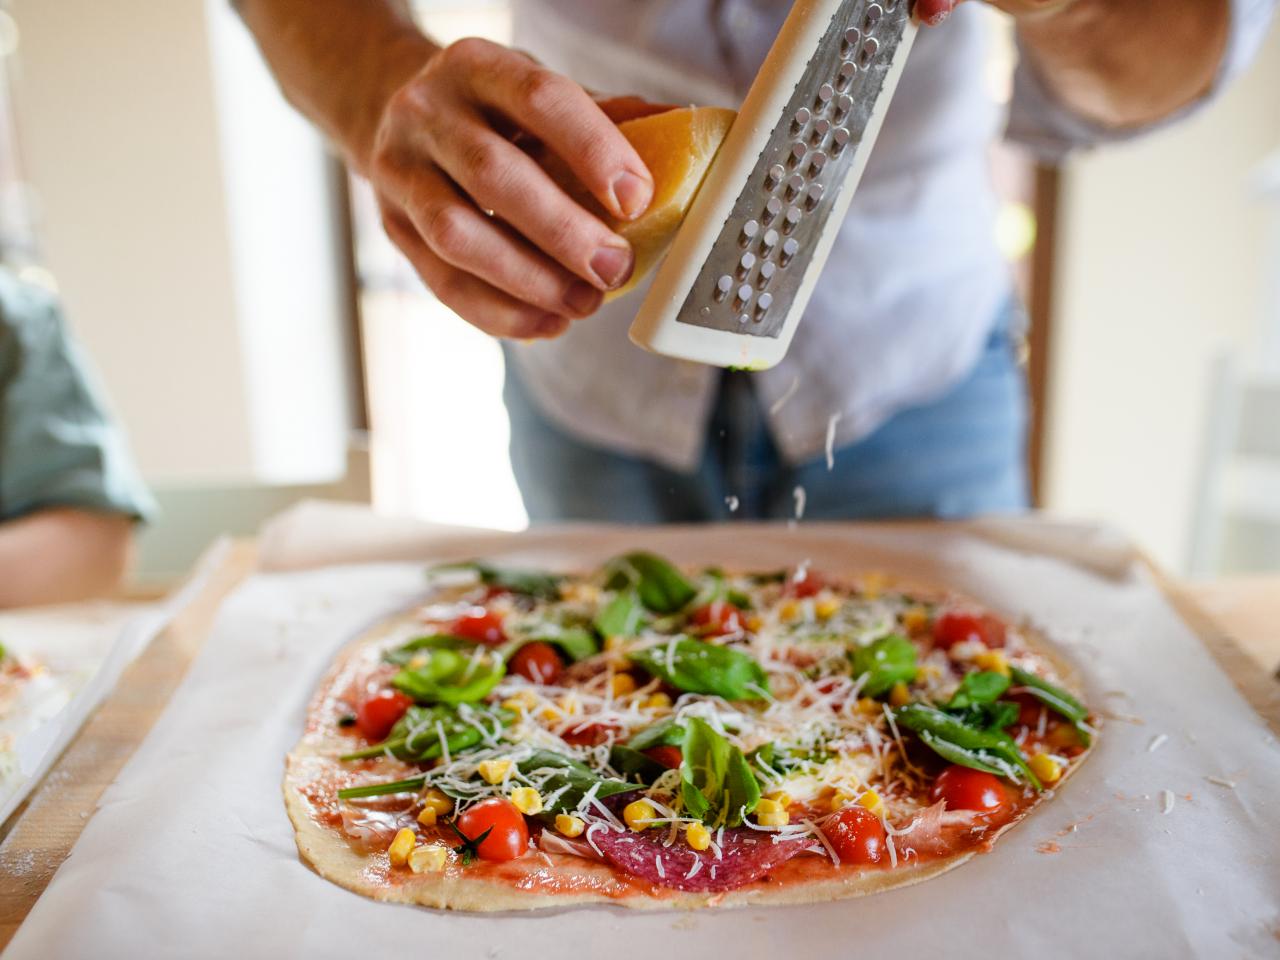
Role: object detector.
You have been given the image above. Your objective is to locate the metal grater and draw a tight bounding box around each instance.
[629,0,916,369]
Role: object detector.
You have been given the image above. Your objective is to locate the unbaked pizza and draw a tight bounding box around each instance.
[284,553,1096,910]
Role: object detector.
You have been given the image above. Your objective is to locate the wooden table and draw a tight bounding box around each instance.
[0,545,1276,950]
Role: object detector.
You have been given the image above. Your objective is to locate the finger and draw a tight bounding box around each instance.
[381,205,572,341]
[469,53,655,222]
[914,0,957,25]
[394,162,607,317]
[426,118,635,292]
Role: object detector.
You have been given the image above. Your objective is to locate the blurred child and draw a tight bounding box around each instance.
[0,269,154,607]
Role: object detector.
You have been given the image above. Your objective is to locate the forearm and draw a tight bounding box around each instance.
[0,509,133,608]
[1016,0,1231,130]
[233,0,438,172]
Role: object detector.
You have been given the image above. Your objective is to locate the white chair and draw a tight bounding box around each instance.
[1188,353,1280,576]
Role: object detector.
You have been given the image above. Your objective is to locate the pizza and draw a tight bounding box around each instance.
[284,552,1096,910]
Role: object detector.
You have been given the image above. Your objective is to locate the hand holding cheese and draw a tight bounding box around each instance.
[362,38,661,340]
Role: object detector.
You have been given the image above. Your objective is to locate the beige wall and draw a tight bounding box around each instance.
[11,0,255,482]
[1044,23,1280,574]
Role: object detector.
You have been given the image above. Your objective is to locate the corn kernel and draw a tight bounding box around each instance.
[828,791,854,813]
[477,759,512,785]
[623,799,657,831]
[857,789,885,818]
[902,606,930,634]
[509,787,544,815]
[1047,724,1081,749]
[746,615,764,632]
[778,599,801,623]
[610,673,637,697]
[642,692,672,712]
[604,635,628,651]
[765,791,792,809]
[856,697,881,717]
[974,650,1011,677]
[421,788,454,816]
[1029,753,1063,784]
[556,694,581,716]
[501,690,539,712]
[815,597,841,620]
[685,822,712,851]
[555,814,586,838]
[416,806,438,827]
[408,843,450,874]
[388,827,416,868]
[755,797,790,827]
[889,682,912,708]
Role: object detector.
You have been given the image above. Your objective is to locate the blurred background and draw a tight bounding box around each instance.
[4,0,1278,585]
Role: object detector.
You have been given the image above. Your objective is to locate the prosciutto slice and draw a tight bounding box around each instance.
[589,824,814,892]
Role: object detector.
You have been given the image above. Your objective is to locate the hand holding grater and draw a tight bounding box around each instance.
[629,0,916,369]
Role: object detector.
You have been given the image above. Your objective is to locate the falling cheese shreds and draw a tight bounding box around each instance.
[793,486,807,521]
[725,495,740,513]
[1160,790,1175,815]
[1147,734,1168,753]
[769,376,800,415]
[1205,776,1237,789]
[824,413,842,471]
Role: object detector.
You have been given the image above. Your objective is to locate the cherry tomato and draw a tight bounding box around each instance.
[453,798,529,862]
[824,806,886,865]
[509,642,564,685]
[932,611,1007,650]
[643,745,684,769]
[930,765,1008,814]
[1011,692,1045,728]
[449,608,507,646]
[355,689,413,742]
[688,601,744,636]
[784,568,825,598]
[561,721,623,747]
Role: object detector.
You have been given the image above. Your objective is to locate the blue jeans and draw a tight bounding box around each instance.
[504,311,1030,523]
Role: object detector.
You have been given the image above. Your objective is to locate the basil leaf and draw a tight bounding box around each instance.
[593,589,647,639]
[894,704,1041,789]
[679,717,760,828]
[850,634,918,698]
[341,704,512,762]
[626,716,686,752]
[946,671,1012,710]
[631,637,770,700]
[608,744,667,784]
[917,731,1018,778]
[950,700,1021,733]
[604,552,697,614]
[502,625,598,664]
[433,561,563,600]
[384,634,474,666]
[391,647,506,705]
[1010,666,1092,746]
[338,775,427,800]
[517,750,634,814]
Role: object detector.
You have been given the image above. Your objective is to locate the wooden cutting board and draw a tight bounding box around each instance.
[0,540,1275,949]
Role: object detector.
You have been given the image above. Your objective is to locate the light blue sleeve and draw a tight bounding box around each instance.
[1006,0,1278,161]
[0,271,156,523]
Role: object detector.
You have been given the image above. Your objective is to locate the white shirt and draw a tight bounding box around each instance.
[508,0,1275,471]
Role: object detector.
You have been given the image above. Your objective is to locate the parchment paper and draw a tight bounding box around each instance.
[6,520,1279,959]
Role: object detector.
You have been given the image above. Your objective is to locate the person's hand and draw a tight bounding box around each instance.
[366,38,659,340]
[916,0,1078,26]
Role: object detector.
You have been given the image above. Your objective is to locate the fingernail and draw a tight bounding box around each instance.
[564,280,603,316]
[611,170,653,221]
[534,313,569,337]
[590,243,635,290]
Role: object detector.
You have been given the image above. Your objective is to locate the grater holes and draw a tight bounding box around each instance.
[783,206,803,235]
[765,163,785,189]
[791,107,811,135]
[808,151,828,176]
[763,196,783,224]
[859,37,879,67]
[734,284,754,310]
[832,127,852,154]
[804,184,824,211]
[842,27,862,57]
[780,238,800,266]
[714,275,733,303]
[784,174,805,202]
[864,4,883,31]
[761,228,780,253]
[755,292,774,320]
[836,61,857,91]
[737,252,757,279]
[757,261,777,289]
[788,142,808,168]
[814,83,835,111]
[834,94,854,123]
[740,220,760,247]
[810,117,831,146]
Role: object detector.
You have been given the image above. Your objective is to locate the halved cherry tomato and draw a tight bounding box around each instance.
[510,642,564,685]
[561,720,623,747]
[355,689,413,741]
[453,798,529,862]
[824,806,886,865]
[643,745,684,769]
[930,765,1008,814]
[688,601,744,636]
[784,568,825,598]
[932,611,1007,650]
[449,608,507,646]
